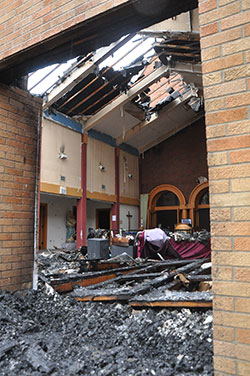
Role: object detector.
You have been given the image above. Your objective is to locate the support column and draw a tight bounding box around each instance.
[138,156,142,229]
[77,133,87,247]
[111,147,120,233]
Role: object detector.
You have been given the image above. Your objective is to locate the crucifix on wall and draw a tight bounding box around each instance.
[126,211,132,231]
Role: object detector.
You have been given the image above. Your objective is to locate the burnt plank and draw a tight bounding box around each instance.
[80,259,202,290]
[187,275,212,282]
[129,301,212,308]
[189,262,211,276]
[73,260,206,302]
[77,294,130,302]
[86,272,163,290]
[130,259,208,297]
[52,265,145,292]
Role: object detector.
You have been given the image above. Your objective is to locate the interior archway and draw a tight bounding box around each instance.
[188,182,210,231]
[147,184,187,230]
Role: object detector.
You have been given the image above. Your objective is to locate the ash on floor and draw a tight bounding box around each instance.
[0,289,213,376]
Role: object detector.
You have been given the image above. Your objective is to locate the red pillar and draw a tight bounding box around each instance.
[138,156,141,229]
[77,133,87,247]
[111,147,120,233]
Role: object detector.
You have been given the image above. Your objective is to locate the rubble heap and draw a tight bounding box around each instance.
[0,289,213,376]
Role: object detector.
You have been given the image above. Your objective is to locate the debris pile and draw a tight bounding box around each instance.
[68,259,212,307]
[38,248,82,277]
[0,289,213,375]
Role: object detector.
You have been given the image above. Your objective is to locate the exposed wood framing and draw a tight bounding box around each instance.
[84,64,170,131]
[116,88,198,145]
[43,34,134,110]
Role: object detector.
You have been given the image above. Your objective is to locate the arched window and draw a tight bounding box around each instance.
[147,185,186,231]
[188,182,210,231]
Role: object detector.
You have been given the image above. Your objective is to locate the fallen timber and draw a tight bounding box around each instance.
[51,264,147,293]
[187,274,212,282]
[129,300,212,308]
[82,259,199,290]
[52,258,202,293]
[73,259,212,307]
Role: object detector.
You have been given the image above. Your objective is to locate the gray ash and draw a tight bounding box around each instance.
[0,289,213,376]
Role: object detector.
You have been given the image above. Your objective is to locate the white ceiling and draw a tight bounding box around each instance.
[92,89,203,153]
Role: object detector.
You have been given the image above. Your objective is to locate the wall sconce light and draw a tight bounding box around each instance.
[99,162,105,172]
[58,145,67,160]
[128,173,133,179]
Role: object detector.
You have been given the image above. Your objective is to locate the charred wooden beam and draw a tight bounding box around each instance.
[129,301,212,308]
[77,294,131,302]
[88,259,203,288]
[187,275,212,282]
[52,265,146,292]
[73,259,208,302]
[130,259,208,297]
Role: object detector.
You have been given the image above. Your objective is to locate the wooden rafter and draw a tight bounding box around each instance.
[43,34,134,110]
[83,64,170,132]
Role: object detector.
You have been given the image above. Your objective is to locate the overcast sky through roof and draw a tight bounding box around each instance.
[27,35,155,96]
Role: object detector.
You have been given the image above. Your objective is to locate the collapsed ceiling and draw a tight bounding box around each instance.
[43,31,203,154]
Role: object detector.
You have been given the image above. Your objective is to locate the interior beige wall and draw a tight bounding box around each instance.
[145,9,199,33]
[41,118,81,189]
[119,150,139,199]
[87,137,115,197]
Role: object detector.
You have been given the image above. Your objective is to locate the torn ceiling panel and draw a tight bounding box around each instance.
[93,107,140,139]
[124,88,203,152]
[42,30,203,154]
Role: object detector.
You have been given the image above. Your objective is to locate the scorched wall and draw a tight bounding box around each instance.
[0,84,42,290]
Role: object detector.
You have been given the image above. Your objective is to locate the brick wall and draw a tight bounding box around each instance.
[0,0,130,61]
[0,83,42,290]
[140,118,208,200]
[199,0,250,373]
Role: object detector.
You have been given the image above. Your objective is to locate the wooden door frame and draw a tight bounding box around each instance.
[39,203,48,249]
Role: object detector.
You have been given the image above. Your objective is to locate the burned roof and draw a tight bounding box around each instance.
[41,32,203,153]
[53,62,148,117]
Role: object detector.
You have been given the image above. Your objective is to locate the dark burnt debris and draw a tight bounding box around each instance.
[0,236,213,375]
[38,229,212,307]
[0,289,213,376]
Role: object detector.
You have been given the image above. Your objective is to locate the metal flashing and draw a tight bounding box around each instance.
[119,142,139,157]
[44,110,83,134]
[87,129,116,147]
